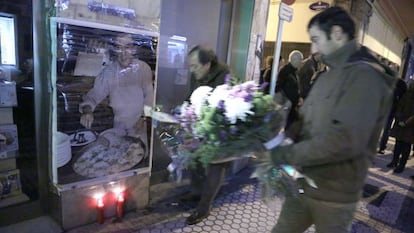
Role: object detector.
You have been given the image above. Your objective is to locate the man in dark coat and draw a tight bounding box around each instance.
[297,53,323,99]
[181,45,231,225]
[388,81,414,173]
[378,78,407,154]
[275,50,303,130]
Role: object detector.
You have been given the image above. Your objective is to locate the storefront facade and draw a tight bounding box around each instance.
[1,0,411,230]
[0,0,269,229]
[264,0,406,70]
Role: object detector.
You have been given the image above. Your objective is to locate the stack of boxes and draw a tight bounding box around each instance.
[0,71,28,208]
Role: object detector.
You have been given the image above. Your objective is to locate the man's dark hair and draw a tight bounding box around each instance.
[188,45,218,66]
[307,6,356,40]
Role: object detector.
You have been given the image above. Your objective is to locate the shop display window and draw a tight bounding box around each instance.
[50,17,158,186]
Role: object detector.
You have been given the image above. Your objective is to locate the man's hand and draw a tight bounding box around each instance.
[80,105,94,129]
[80,112,94,129]
[298,97,304,106]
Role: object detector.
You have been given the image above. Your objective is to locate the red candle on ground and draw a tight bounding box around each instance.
[97,197,105,224]
[116,194,124,219]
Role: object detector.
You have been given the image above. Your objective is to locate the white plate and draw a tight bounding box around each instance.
[57,153,71,168]
[70,130,97,147]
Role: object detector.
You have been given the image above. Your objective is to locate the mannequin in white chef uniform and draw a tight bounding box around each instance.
[79,33,154,149]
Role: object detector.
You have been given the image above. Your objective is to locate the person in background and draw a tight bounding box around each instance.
[260,55,274,94]
[267,7,395,233]
[297,53,323,99]
[275,50,304,130]
[278,56,286,72]
[260,56,286,94]
[181,45,231,225]
[79,33,154,143]
[378,76,407,154]
[387,81,414,173]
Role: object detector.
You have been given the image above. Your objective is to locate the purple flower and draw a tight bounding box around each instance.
[244,83,255,92]
[218,100,225,110]
[229,125,238,135]
[260,82,269,90]
[219,130,228,141]
[244,94,254,102]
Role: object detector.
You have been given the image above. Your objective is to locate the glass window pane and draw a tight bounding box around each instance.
[0,14,16,66]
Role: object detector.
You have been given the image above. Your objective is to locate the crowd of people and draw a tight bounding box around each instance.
[184,5,414,232]
[176,6,402,233]
[170,7,414,233]
[78,5,412,233]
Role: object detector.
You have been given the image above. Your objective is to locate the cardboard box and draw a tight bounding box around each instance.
[0,81,17,107]
[0,124,19,154]
[0,158,17,171]
[0,169,22,199]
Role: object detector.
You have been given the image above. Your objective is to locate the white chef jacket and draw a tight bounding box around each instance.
[79,59,154,138]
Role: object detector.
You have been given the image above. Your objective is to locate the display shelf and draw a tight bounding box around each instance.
[0,193,29,208]
[54,165,150,192]
[52,17,159,38]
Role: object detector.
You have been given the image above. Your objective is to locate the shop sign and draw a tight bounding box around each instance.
[279,2,294,22]
[309,1,330,11]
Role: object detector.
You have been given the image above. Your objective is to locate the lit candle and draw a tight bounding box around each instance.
[96,197,105,224]
[116,192,124,219]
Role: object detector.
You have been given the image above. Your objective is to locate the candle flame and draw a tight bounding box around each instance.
[117,194,125,202]
[97,198,104,207]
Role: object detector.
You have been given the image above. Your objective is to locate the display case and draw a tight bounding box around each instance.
[50,17,159,229]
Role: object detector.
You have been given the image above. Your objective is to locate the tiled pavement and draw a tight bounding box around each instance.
[65,150,414,233]
[2,137,414,233]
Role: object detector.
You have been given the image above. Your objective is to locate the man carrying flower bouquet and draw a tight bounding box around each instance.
[180,45,231,225]
[267,7,396,233]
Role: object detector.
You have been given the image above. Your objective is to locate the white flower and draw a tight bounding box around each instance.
[207,84,231,108]
[224,96,254,124]
[190,86,213,116]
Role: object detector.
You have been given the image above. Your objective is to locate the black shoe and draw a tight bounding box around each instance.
[393,166,405,173]
[386,162,397,168]
[186,210,210,225]
[179,192,201,202]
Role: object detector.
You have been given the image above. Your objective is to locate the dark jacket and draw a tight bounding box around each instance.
[271,40,396,203]
[260,67,272,94]
[390,82,414,143]
[297,56,318,99]
[275,63,300,108]
[189,61,230,95]
[390,79,407,115]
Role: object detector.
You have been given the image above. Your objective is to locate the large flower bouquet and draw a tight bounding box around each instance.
[156,77,315,198]
[175,79,286,168]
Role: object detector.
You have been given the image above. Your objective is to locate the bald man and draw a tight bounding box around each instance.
[275,50,304,129]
